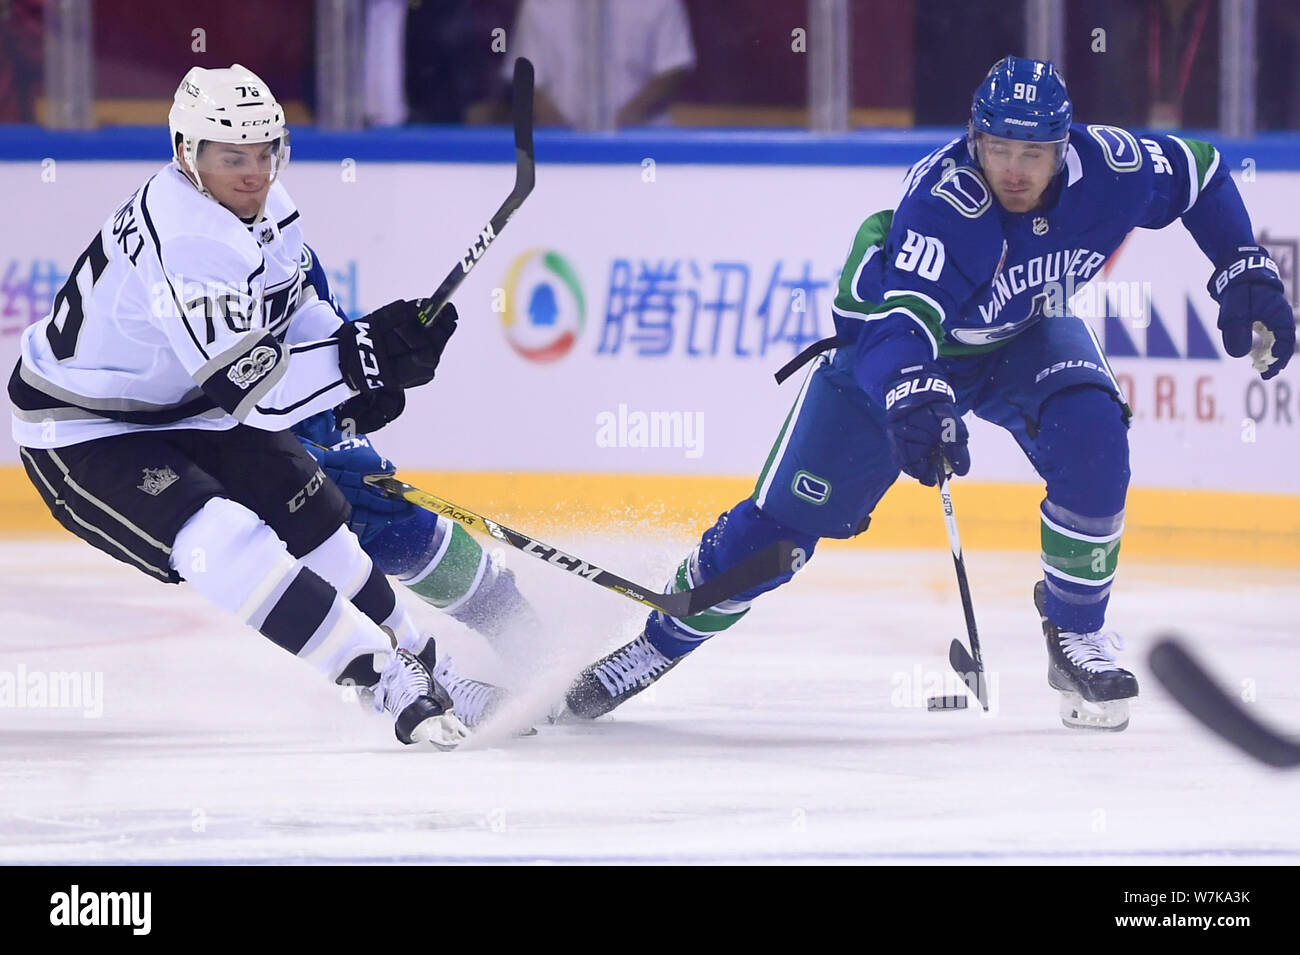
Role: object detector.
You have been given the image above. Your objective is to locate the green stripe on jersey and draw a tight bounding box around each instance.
[835,207,1014,358]
[406,522,484,608]
[1172,136,1219,189]
[834,209,894,317]
[1041,521,1122,582]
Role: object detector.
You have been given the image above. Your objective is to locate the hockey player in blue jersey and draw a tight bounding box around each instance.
[289,246,541,696]
[563,55,1295,731]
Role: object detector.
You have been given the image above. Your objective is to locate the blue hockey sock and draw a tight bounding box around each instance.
[1034,386,1130,633]
[646,499,817,659]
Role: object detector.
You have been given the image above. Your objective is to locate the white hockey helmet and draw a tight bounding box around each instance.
[168,64,289,196]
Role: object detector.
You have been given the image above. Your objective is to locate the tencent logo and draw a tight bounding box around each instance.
[500,249,586,362]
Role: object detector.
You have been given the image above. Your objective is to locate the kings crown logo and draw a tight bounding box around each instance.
[138,466,179,496]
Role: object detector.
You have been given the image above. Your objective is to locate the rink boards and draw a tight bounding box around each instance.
[1,131,1296,561]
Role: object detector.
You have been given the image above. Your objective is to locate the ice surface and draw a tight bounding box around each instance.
[1,537,1297,865]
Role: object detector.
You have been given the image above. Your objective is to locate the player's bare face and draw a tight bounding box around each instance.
[193,142,276,219]
[978,135,1059,213]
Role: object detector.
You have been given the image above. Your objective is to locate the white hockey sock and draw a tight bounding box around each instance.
[171,498,392,683]
[298,524,420,651]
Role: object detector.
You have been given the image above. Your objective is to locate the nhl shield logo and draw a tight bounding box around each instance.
[138,466,179,496]
[1032,216,1050,236]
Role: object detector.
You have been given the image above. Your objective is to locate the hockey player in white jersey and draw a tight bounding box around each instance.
[8,64,498,747]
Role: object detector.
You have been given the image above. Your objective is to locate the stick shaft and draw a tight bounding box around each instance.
[417,57,535,325]
[938,473,983,669]
[365,476,795,617]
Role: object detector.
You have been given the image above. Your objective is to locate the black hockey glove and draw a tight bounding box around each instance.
[883,364,970,487]
[335,386,405,435]
[334,300,458,393]
[1209,245,1295,381]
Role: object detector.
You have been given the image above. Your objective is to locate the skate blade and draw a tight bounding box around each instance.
[546,702,596,724]
[1059,692,1130,732]
[472,702,538,738]
[410,711,471,750]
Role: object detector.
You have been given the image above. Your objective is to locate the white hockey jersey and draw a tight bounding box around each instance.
[10,163,356,448]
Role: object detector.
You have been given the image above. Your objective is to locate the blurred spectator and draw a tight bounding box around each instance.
[503,0,695,129]
[1258,0,1300,130]
[0,0,43,123]
[913,0,1022,126]
[364,0,409,126]
[405,0,515,124]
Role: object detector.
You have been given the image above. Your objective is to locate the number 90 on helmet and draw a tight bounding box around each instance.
[168,64,289,197]
[966,55,1071,170]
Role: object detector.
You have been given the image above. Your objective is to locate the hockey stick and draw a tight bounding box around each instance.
[937,469,990,711]
[365,475,800,617]
[1149,638,1300,769]
[415,57,535,326]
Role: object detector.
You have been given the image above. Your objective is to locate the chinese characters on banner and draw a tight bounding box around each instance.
[598,258,835,358]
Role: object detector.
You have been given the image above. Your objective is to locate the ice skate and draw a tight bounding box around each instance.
[1034,582,1138,732]
[373,648,469,749]
[413,642,535,736]
[563,631,680,720]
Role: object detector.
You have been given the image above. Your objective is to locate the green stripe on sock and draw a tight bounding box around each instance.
[1041,521,1122,581]
[665,556,749,631]
[406,523,484,608]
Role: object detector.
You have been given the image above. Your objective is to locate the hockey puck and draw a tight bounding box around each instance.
[926,695,968,711]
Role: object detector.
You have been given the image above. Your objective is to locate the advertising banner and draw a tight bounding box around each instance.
[2,157,1295,495]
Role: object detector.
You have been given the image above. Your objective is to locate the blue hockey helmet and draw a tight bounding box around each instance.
[967,56,1071,167]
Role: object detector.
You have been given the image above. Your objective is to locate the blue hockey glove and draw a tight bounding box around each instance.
[303,434,416,546]
[1209,245,1295,380]
[883,365,970,487]
[294,409,342,448]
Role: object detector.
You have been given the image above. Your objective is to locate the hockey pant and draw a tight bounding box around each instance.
[646,316,1131,659]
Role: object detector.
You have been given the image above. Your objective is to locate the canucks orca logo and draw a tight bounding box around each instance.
[501,249,586,362]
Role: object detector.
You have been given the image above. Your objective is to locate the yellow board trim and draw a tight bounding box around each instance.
[1,465,1295,565]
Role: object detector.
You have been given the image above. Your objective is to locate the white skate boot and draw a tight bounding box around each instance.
[373,648,469,749]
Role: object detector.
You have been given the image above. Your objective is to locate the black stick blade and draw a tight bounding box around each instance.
[1150,638,1300,769]
[949,639,989,711]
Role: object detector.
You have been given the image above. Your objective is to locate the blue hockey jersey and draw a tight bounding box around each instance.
[837,123,1256,402]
